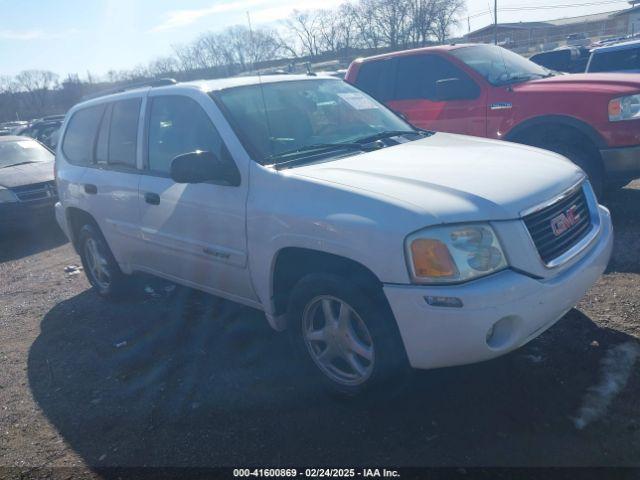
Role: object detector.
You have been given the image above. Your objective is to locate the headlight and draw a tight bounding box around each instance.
[608,94,640,122]
[406,223,508,284]
[0,187,17,203]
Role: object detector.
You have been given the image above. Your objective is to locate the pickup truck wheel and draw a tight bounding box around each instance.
[78,224,128,299]
[288,273,409,397]
[528,138,603,198]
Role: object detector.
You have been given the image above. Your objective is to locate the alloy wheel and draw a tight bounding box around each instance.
[302,295,375,386]
[84,237,111,290]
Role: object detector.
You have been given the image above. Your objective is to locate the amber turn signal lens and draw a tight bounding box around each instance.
[608,99,622,118]
[410,239,457,278]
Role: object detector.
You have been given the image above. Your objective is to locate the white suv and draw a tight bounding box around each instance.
[55,75,613,395]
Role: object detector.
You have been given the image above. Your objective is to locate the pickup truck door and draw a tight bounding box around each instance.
[385,54,486,137]
[136,92,258,304]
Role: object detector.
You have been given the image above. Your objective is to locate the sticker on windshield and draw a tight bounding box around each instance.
[16,141,37,148]
[337,92,378,110]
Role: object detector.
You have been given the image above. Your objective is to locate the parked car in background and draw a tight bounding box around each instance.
[0,121,28,136]
[529,46,590,73]
[586,39,640,73]
[20,117,64,150]
[54,76,612,396]
[346,43,640,196]
[0,136,57,232]
[566,33,590,47]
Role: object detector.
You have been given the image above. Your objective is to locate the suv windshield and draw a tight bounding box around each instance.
[450,44,551,86]
[212,79,416,165]
[0,138,54,168]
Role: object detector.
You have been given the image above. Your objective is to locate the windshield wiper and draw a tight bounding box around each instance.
[0,161,39,169]
[267,142,378,162]
[497,72,549,86]
[350,130,427,144]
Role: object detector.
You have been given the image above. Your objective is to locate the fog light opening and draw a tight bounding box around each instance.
[485,315,520,350]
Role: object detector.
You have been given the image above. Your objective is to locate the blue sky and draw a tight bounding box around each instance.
[0,0,633,78]
[0,0,344,77]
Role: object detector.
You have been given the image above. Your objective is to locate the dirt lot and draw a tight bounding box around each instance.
[1,182,639,474]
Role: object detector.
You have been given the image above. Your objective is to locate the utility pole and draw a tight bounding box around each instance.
[494,0,498,45]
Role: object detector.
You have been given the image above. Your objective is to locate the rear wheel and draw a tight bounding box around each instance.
[288,273,409,397]
[78,224,129,299]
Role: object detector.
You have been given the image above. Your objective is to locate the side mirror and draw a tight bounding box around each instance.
[170,151,237,184]
[434,77,476,101]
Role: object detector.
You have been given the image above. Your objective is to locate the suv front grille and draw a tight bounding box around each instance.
[12,181,57,202]
[523,184,591,265]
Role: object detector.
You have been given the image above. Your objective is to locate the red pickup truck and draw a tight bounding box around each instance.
[346,43,640,196]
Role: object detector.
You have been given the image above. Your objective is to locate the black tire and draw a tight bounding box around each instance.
[287,273,410,398]
[77,224,129,299]
[527,134,604,199]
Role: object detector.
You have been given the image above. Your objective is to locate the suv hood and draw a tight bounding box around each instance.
[290,133,585,224]
[0,161,54,188]
[514,73,640,96]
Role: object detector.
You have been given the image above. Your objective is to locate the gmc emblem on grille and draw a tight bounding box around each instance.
[550,205,580,236]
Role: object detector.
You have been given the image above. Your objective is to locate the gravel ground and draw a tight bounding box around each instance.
[0,182,639,475]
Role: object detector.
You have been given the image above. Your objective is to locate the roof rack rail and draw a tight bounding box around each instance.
[82,78,177,101]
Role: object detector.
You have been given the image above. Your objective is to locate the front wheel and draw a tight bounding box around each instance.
[288,273,409,397]
[525,133,604,199]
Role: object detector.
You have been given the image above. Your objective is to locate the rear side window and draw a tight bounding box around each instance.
[95,103,112,165]
[589,47,640,72]
[354,60,395,102]
[61,104,104,165]
[394,54,479,101]
[108,98,141,167]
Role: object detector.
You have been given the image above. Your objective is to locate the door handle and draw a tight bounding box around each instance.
[84,184,97,195]
[144,192,160,205]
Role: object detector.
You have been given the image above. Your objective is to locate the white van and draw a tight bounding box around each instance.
[55,76,613,395]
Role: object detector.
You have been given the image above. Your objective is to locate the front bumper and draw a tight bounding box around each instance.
[600,145,640,182]
[384,205,613,370]
[0,197,57,231]
[54,201,71,240]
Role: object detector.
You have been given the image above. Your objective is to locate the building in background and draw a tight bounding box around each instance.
[465,5,640,53]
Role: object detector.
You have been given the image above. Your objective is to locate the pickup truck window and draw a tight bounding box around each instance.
[394,54,479,101]
[213,79,413,164]
[147,95,232,175]
[355,59,395,101]
[450,44,551,86]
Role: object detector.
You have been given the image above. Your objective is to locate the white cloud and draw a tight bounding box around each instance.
[0,28,80,41]
[150,0,272,32]
[149,0,347,32]
[0,29,46,40]
[251,0,345,23]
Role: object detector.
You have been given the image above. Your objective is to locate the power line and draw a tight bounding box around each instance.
[467,0,629,18]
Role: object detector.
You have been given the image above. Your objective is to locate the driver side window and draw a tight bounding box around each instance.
[394,54,479,101]
[147,95,235,176]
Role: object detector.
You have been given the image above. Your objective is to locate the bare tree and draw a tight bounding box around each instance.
[431,0,465,43]
[148,56,179,78]
[335,3,359,55]
[0,75,17,94]
[350,0,383,49]
[409,0,439,46]
[286,10,321,57]
[13,70,59,114]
